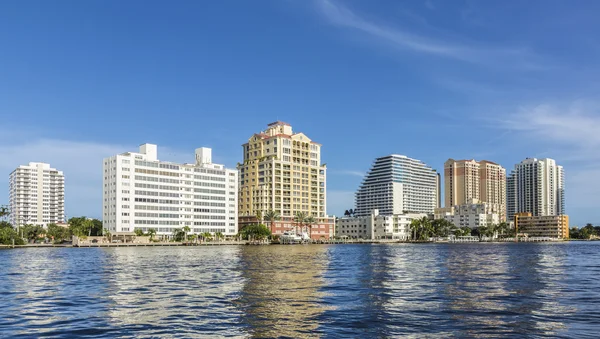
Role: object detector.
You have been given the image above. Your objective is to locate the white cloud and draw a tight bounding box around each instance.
[329,169,365,178]
[0,136,189,220]
[315,0,540,67]
[497,100,600,161]
[494,100,600,225]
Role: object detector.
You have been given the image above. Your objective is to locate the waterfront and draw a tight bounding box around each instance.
[1,243,599,338]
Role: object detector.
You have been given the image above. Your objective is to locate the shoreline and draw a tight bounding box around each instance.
[1,238,587,250]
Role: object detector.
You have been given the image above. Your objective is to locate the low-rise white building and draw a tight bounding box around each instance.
[102,144,238,238]
[435,199,501,229]
[336,209,426,240]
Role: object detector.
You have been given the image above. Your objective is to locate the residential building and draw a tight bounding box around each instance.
[336,209,426,240]
[444,159,506,220]
[237,121,334,239]
[435,199,502,229]
[514,212,569,239]
[9,162,65,227]
[507,158,564,219]
[355,154,439,217]
[102,144,238,238]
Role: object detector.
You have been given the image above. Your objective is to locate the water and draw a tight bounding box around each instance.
[1,243,599,338]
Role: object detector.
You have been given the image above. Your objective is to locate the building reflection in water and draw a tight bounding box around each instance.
[315,244,395,337]
[443,243,574,337]
[102,246,246,337]
[235,245,329,338]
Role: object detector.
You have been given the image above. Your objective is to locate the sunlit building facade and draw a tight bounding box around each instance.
[8,162,65,227]
[237,121,334,239]
[102,144,238,237]
[355,155,439,217]
[507,158,564,219]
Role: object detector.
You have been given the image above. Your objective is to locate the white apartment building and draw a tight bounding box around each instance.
[507,158,564,219]
[103,144,238,237]
[9,162,65,227]
[355,154,439,217]
[336,209,426,240]
[435,199,501,229]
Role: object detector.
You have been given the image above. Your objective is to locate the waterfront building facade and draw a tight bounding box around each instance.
[355,155,439,217]
[102,144,238,237]
[8,162,65,227]
[445,159,506,220]
[336,209,426,240]
[237,121,334,239]
[507,158,564,219]
[514,212,569,239]
[435,199,502,229]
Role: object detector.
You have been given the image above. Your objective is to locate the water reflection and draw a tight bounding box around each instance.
[102,246,246,338]
[316,244,395,338]
[236,245,329,338]
[0,243,599,338]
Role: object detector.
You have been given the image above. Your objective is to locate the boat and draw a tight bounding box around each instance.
[280,231,302,243]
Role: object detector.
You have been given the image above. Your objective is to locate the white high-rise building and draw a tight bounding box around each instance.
[102,144,238,238]
[9,162,65,227]
[507,158,564,218]
[355,155,439,217]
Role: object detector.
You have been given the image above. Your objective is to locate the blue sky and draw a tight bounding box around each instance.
[1,0,600,226]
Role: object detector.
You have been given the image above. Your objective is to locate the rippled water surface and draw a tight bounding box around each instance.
[1,243,600,338]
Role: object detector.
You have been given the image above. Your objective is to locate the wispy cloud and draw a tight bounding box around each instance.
[329,169,365,178]
[315,0,542,68]
[496,100,600,160]
[492,100,600,223]
[425,0,436,11]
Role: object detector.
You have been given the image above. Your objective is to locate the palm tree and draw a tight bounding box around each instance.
[182,225,191,242]
[103,228,112,243]
[410,219,420,241]
[304,215,316,240]
[264,210,281,236]
[417,216,432,241]
[294,211,307,235]
[202,232,212,241]
[494,222,509,239]
[214,232,224,241]
[147,228,157,241]
[0,206,10,221]
[256,210,263,224]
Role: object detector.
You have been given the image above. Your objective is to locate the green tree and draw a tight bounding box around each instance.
[214,232,224,241]
[201,232,213,241]
[147,228,157,240]
[0,206,10,221]
[294,211,307,235]
[304,215,316,239]
[238,224,271,241]
[68,217,103,237]
[22,224,45,243]
[263,210,281,235]
[0,222,25,245]
[182,225,191,241]
[103,228,112,242]
[256,210,263,224]
[47,223,71,243]
[134,228,144,237]
[172,228,185,242]
[410,217,433,241]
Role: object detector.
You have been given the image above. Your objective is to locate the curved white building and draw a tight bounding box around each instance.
[355,155,439,217]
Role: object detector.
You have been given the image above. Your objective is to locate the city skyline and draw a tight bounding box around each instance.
[1,1,599,225]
